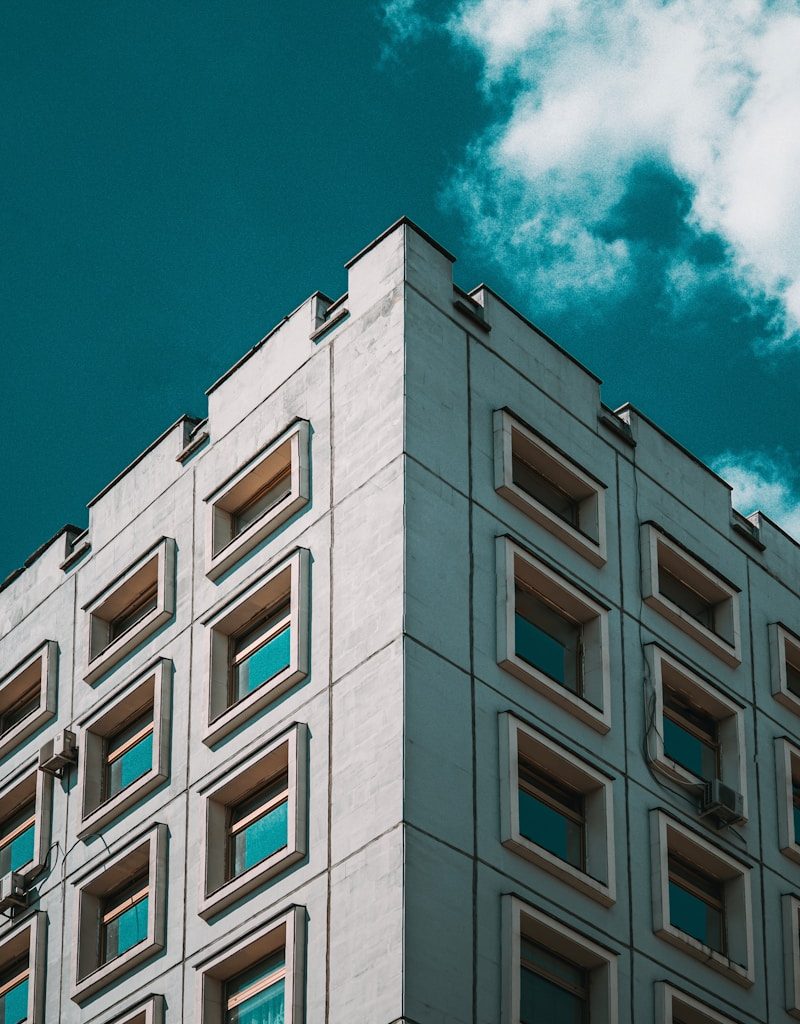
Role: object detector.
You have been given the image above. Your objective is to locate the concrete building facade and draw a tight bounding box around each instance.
[0,217,799,1024]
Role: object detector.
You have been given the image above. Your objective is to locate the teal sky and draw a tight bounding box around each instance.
[2,1,799,579]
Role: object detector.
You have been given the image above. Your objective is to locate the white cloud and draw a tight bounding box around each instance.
[380,0,429,61]
[712,450,800,539]
[444,0,800,343]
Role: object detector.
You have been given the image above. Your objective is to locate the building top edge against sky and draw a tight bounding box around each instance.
[1,216,796,611]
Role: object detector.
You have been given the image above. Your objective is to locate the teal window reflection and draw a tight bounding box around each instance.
[0,957,28,1024]
[668,854,724,953]
[225,951,286,1024]
[100,874,149,965]
[229,602,292,705]
[228,772,289,878]
[662,690,719,782]
[105,711,154,800]
[520,938,588,1024]
[518,760,584,870]
[515,585,582,695]
[0,802,35,875]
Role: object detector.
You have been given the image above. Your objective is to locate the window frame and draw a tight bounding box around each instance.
[494,410,607,566]
[101,994,165,1024]
[497,537,611,732]
[84,538,176,684]
[655,981,741,1024]
[502,895,618,1024]
[0,761,52,882]
[77,658,171,837]
[202,548,309,745]
[640,525,741,667]
[650,810,753,986]
[0,641,58,760]
[72,822,167,1003]
[500,713,615,906]
[770,623,800,717]
[195,905,305,1024]
[198,723,307,919]
[0,912,46,1024]
[645,645,747,816]
[205,420,310,580]
[775,737,800,864]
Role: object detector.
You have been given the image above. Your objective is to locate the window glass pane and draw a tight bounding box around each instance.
[226,953,285,1024]
[515,588,580,694]
[787,658,800,699]
[0,803,35,875]
[106,730,154,799]
[520,940,586,1024]
[663,714,717,781]
[0,689,39,736]
[518,785,583,869]
[109,588,158,641]
[231,799,289,876]
[103,894,149,963]
[0,975,28,1024]
[668,876,723,952]
[233,468,292,537]
[793,781,800,842]
[513,456,579,528]
[659,568,714,630]
[233,627,291,701]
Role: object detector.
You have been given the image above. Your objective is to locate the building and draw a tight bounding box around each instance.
[0,217,799,1024]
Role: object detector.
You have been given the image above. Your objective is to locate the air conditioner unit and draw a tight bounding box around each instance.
[698,779,745,826]
[0,872,27,913]
[39,729,78,776]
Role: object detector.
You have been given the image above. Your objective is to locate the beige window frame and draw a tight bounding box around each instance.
[0,641,58,760]
[770,623,800,717]
[0,762,52,882]
[500,713,615,906]
[645,645,747,815]
[650,810,753,986]
[202,548,309,745]
[77,658,171,837]
[655,981,740,1024]
[782,894,800,1018]
[641,525,741,667]
[0,912,46,1024]
[72,822,167,1003]
[195,905,305,1024]
[502,895,617,1024]
[775,737,800,864]
[205,420,310,580]
[85,538,176,683]
[494,410,607,566]
[497,537,611,732]
[198,723,307,919]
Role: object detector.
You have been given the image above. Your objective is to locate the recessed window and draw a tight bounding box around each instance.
[77,659,171,837]
[770,623,800,717]
[663,691,719,783]
[100,872,149,966]
[107,995,165,1024]
[197,906,304,1024]
[225,950,286,1023]
[0,642,57,760]
[667,853,725,954]
[0,915,45,1024]
[504,897,618,1024]
[0,767,52,882]
[206,420,310,580]
[494,410,607,566]
[519,761,584,871]
[641,525,740,666]
[651,810,753,986]
[84,538,176,684]
[203,549,308,745]
[497,538,610,732]
[501,714,615,906]
[775,738,800,865]
[656,981,740,1024]
[199,723,307,919]
[72,823,167,1003]
[520,938,588,1024]
[645,645,746,818]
